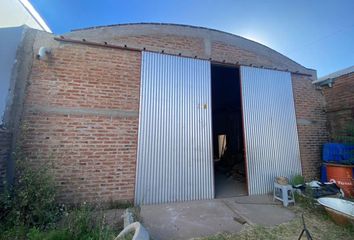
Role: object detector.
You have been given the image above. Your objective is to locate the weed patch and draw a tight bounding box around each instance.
[196,195,354,240]
[0,125,120,239]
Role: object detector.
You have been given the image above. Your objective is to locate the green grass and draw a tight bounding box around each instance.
[106,200,134,210]
[0,205,119,240]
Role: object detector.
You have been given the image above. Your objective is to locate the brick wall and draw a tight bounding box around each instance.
[111,34,206,58]
[292,74,328,180]
[21,27,328,203]
[23,43,141,203]
[322,73,354,137]
[211,42,291,70]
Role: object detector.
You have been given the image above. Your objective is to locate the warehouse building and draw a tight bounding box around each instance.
[0,23,328,205]
[313,66,354,138]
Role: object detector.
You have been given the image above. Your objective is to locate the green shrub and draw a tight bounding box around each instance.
[294,190,318,210]
[107,199,133,210]
[0,157,60,229]
[0,125,118,239]
[0,124,61,234]
[0,204,117,240]
[290,174,305,186]
[27,228,71,240]
[63,204,116,240]
[66,204,98,239]
[0,225,27,240]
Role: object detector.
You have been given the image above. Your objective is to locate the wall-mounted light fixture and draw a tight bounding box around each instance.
[36,47,51,60]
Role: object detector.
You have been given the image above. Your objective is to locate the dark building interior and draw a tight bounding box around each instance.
[211,64,247,197]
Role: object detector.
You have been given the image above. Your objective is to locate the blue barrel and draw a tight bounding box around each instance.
[323,143,354,163]
[320,164,327,182]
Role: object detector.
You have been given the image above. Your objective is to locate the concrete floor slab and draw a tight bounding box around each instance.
[140,200,245,240]
[222,197,295,226]
[231,194,282,205]
[215,171,247,198]
[140,195,295,240]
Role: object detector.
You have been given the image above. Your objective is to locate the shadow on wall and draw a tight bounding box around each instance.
[0,26,35,189]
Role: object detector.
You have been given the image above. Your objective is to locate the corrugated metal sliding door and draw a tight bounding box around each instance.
[135,52,214,205]
[240,66,302,195]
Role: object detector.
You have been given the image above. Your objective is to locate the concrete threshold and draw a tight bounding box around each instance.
[140,195,295,240]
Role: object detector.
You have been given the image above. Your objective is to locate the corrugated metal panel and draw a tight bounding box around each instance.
[240,66,302,195]
[135,52,214,205]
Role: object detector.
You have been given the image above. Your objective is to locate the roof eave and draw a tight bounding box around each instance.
[312,78,335,87]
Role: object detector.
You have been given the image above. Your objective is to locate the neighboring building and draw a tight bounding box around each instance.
[0,23,328,205]
[0,0,50,125]
[0,0,50,187]
[0,0,51,32]
[313,66,354,138]
[0,26,27,185]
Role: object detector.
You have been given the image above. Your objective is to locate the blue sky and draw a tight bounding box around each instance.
[30,0,354,77]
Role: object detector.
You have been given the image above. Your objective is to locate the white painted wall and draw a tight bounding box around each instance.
[0,0,51,32]
[0,27,24,125]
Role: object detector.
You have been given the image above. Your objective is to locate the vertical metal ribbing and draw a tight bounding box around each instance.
[240,66,302,195]
[135,52,213,205]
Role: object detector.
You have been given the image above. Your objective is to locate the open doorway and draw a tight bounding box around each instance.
[211,64,247,198]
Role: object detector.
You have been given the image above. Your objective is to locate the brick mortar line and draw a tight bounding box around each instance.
[26,105,139,118]
[326,107,353,113]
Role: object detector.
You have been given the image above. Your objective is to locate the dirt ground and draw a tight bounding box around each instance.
[196,198,354,240]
